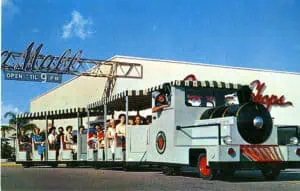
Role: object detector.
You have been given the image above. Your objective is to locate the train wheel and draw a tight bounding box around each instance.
[197,153,217,180]
[22,164,31,168]
[95,164,101,170]
[164,167,180,176]
[219,168,235,180]
[123,163,134,171]
[261,167,281,180]
[51,164,58,168]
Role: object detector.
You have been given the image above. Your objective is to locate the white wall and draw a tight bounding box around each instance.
[30,76,107,129]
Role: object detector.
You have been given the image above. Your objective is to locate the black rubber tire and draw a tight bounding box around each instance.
[51,164,58,168]
[219,168,235,180]
[162,166,168,174]
[197,153,217,180]
[164,167,179,176]
[261,168,281,181]
[22,164,31,168]
[94,164,101,170]
[123,164,134,171]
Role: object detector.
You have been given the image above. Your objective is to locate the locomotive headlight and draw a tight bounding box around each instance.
[223,136,232,145]
[289,137,299,145]
[253,116,264,129]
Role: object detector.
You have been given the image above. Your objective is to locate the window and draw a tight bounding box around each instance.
[185,88,236,108]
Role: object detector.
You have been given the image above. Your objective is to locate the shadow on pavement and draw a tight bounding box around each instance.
[174,170,300,183]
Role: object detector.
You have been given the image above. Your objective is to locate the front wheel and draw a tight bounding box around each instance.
[197,153,217,180]
[219,166,235,180]
[261,167,281,180]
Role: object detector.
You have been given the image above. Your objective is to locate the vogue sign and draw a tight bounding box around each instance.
[250,80,293,110]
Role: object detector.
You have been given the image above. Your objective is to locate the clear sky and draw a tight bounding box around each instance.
[1,0,300,123]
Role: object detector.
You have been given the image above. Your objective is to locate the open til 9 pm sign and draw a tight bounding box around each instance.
[3,71,62,83]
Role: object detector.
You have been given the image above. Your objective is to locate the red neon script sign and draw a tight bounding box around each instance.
[251,80,293,110]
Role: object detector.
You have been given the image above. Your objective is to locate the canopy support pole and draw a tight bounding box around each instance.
[104,105,107,161]
[77,112,80,161]
[87,108,90,160]
[45,115,48,161]
[51,119,54,127]
[125,96,129,161]
[125,96,129,126]
[15,118,19,161]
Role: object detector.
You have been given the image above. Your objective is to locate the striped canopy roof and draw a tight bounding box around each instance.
[87,79,243,111]
[16,107,103,120]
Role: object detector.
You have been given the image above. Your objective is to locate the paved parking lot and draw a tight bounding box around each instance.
[1,166,300,191]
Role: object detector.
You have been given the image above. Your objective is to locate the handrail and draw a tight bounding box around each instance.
[176,123,222,145]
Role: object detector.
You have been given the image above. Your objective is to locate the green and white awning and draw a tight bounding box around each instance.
[16,107,103,120]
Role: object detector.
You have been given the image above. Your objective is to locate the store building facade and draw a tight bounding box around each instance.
[30,56,300,128]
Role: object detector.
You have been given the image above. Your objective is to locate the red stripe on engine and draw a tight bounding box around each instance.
[240,145,282,162]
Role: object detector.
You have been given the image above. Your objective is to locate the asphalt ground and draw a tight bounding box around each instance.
[1,165,300,191]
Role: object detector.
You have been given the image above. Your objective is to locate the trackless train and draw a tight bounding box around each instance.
[16,79,300,180]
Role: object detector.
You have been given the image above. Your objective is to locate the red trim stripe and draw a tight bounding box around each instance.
[240,145,282,162]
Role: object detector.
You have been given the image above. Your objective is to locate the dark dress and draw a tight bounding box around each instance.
[19,135,31,151]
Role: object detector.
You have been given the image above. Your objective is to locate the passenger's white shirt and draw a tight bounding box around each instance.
[48,134,56,144]
[116,123,126,136]
[65,133,74,144]
[107,127,116,153]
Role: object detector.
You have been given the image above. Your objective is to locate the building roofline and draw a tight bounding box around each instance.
[111,55,300,76]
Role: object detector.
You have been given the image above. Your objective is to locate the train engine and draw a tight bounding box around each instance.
[186,86,300,180]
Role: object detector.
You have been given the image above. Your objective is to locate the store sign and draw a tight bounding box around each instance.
[250,80,293,110]
[3,71,62,83]
[1,42,83,73]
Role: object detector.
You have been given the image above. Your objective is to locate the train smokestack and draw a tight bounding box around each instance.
[237,86,252,105]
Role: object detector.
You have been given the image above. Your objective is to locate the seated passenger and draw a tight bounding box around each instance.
[19,128,31,160]
[116,114,126,137]
[79,126,85,135]
[96,125,105,148]
[65,126,75,148]
[134,115,142,125]
[48,127,57,150]
[107,119,117,161]
[145,115,152,124]
[56,127,64,160]
[128,118,135,125]
[88,132,98,150]
[152,92,169,113]
[78,126,87,158]
[32,127,45,161]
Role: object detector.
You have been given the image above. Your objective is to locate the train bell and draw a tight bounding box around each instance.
[253,116,264,129]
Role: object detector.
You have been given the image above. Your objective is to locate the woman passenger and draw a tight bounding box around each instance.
[32,127,45,161]
[116,114,126,137]
[128,118,135,125]
[152,92,169,113]
[135,115,142,125]
[116,114,126,149]
[48,127,57,150]
[19,128,31,160]
[107,119,117,161]
[96,125,105,148]
[65,126,74,148]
